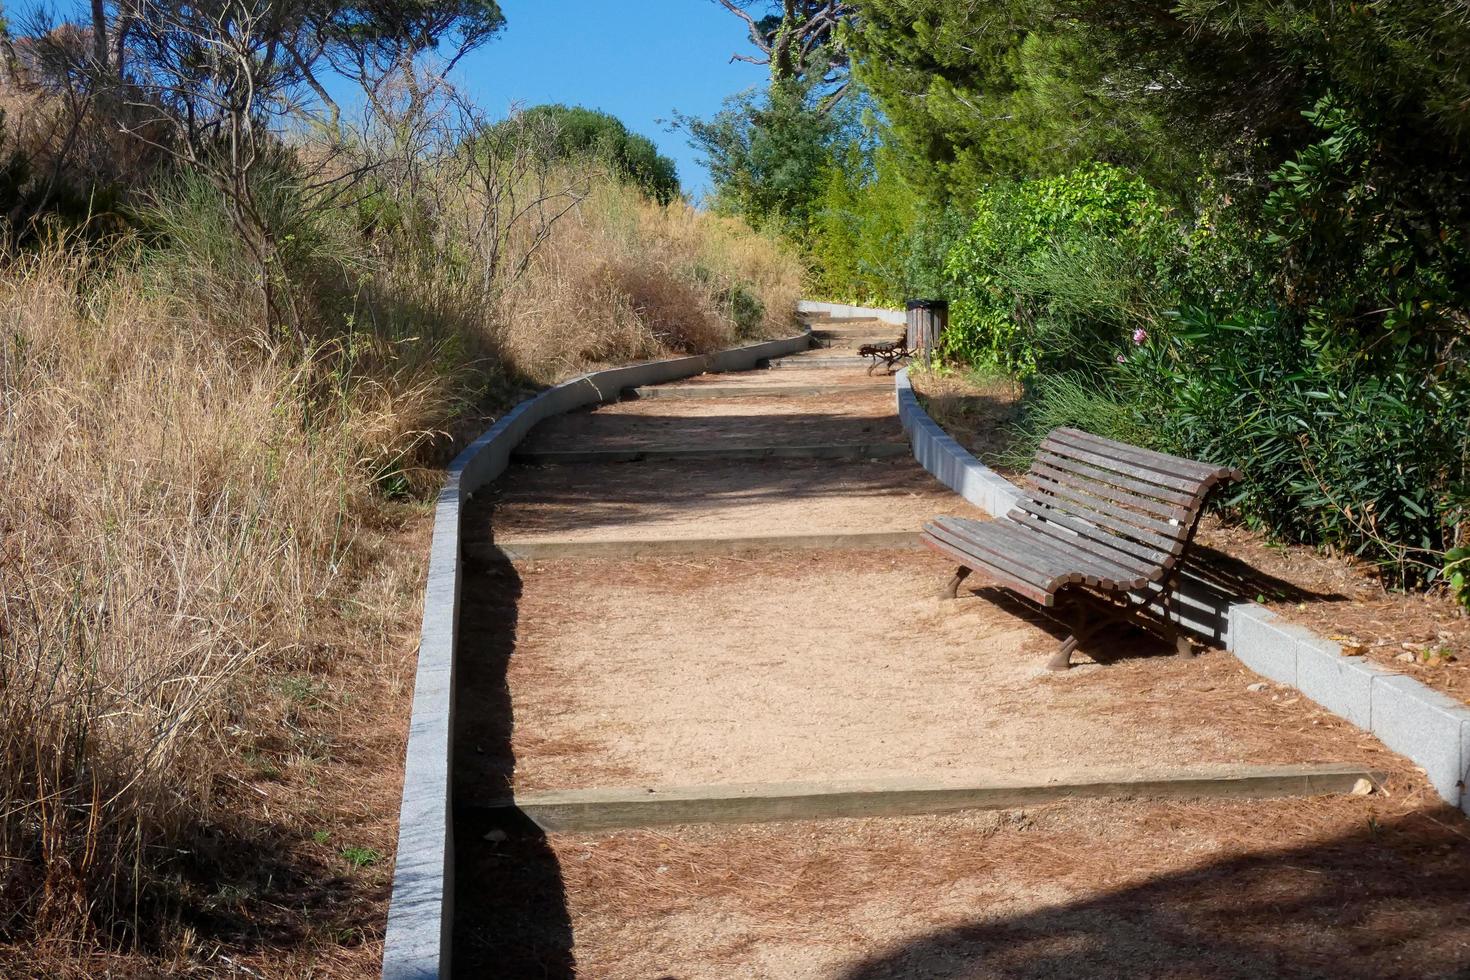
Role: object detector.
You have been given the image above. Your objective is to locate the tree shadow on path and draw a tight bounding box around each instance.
[450,520,574,977]
[838,805,1470,980]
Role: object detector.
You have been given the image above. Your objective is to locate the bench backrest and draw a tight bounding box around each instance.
[1009,427,1242,585]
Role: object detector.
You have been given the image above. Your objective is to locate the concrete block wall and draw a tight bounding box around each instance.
[896,368,1470,819]
[382,328,811,980]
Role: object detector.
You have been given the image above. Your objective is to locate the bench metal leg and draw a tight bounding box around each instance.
[1160,573,1195,659]
[1050,602,1103,671]
[941,566,972,600]
[1048,636,1078,672]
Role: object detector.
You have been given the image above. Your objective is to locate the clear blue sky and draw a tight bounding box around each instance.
[452,1,769,199]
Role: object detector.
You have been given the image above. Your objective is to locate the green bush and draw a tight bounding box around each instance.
[807,142,965,306]
[1128,306,1463,585]
[943,164,1178,376]
[487,104,680,204]
[998,371,1159,471]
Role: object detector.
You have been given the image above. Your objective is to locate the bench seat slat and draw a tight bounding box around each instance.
[932,517,1151,591]
[1033,449,1199,508]
[980,520,1150,589]
[921,534,1055,607]
[1011,505,1170,575]
[933,517,1122,589]
[1030,458,1194,519]
[1055,427,1240,479]
[1025,478,1186,541]
[1038,436,1204,495]
[926,519,1083,592]
[920,528,1058,607]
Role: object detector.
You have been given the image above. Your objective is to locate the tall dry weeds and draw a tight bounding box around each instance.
[0,140,802,962]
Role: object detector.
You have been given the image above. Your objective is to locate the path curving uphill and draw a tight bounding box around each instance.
[445,313,1459,979]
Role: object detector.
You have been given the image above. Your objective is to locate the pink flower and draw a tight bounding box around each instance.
[1132,328,1148,345]
[1116,353,1127,364]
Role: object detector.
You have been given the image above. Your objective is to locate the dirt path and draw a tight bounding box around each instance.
[451,318,1468,978]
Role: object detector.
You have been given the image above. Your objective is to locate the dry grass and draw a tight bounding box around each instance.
[907,363,1023,466]
[0,143,803,971]
[496,178,802,382]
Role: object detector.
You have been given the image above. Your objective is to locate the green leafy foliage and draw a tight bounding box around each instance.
[943,164,1176,376]
[680,80,854,234]
[806,141,962,305]
[488,105,679,204]
[1445,548,1470,612]
[1134,307,1462,585]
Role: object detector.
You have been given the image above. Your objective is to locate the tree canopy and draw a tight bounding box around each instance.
[492,104,679,204]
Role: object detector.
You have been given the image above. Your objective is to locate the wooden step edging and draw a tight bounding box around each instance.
[798,299,907,325]
[894,366,1470,820]
[481,764,1384,833]
[512,442,911,464]
[768,355,881,369]
[491,530,921,560]
[381,326,813,980]
[625,382,891,400]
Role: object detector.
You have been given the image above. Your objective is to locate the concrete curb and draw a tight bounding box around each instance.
[1226,604,1470,811]
[896,370,1470,818]
[797,299,906,325]
[894,368,1022,517]
[382,326,811,980]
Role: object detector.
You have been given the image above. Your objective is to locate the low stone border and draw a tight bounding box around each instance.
[1229,605,1470,813]
[382,327,811,980]
[894,368,1022,517]
[895,366,1470,818]
[797,298,906,325]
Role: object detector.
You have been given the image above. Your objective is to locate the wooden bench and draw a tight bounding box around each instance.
[921,428,1241,670]
[857,332,913,375]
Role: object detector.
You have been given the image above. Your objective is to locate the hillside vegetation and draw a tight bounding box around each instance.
[0,12,800,968]
[694,0,1470,595]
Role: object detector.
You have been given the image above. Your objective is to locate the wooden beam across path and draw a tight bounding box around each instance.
[624,382,892,400]
[512,442,911,464]
[767,355,886,370]
[483,764,1383,833]
[491,530,922,560]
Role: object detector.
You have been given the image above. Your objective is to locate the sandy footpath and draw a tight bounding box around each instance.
[457,551,1395,799]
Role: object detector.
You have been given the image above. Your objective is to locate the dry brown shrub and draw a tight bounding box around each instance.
[0,145,804,965]
[0,241,462,952]
[495,174,802,384]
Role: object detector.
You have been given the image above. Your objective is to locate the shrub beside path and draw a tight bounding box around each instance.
[449,316,1470,979]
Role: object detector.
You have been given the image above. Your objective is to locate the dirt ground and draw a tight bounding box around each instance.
[908,367,1024,464]
[1198,516,1470,704]
[652,368,893,390]
[455,791,1470,979]
[519,391,903,452]
[479,457,984,544]
[453,550,1400,803]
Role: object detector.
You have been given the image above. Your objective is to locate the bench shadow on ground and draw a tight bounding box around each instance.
[836,804,1470,980]
[451,541,575,977]
[957,545,1349,665]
